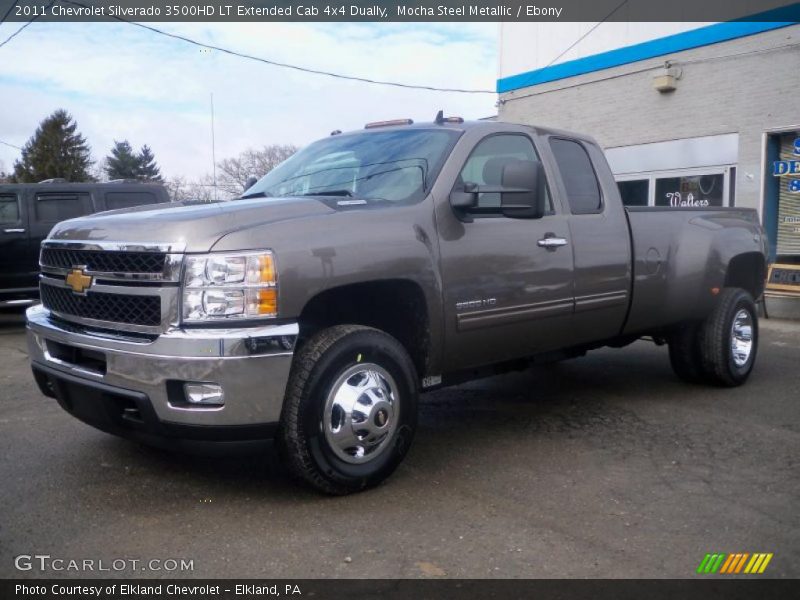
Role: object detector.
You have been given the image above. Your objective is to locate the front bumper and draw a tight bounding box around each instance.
[26,304,296,448]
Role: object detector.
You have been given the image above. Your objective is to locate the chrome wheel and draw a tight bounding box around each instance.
[323,363,400,464]
[730,308,754,368]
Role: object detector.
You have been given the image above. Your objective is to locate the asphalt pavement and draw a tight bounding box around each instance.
[1,308,798,578]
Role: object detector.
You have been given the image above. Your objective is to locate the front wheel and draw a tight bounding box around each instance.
[279,325,418,495]
[699,288,759,387]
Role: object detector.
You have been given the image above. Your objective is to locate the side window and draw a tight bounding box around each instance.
[105,191,158,210]
[35,194,91,223]
[550,138,602,214]
[0,194,20,223]
[458,134,550,212]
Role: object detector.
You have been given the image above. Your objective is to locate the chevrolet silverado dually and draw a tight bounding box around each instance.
[26,116,768,494]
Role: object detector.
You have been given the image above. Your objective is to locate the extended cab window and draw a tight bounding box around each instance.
[457,134,550,211]
[105,191,158,210]
[550,138,602,214]
[35,194,91,223]
[0,194,20,223]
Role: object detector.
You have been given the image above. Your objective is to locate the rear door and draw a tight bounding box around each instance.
[436,129,575,370]
[29,192,93,253]
[546,137,632,345]
[0,190,36,291]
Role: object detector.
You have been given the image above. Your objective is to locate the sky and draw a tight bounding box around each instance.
[0,21,498,181]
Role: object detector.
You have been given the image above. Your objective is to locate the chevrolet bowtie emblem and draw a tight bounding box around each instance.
[65,268,92,294]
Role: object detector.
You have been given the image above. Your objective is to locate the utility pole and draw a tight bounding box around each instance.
[211,92,217,201]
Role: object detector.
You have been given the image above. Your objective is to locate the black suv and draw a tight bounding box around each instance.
[0,180,170,307]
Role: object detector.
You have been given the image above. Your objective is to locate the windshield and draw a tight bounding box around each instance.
[242,128,460,204]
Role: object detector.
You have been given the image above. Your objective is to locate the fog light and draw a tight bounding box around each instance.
[184,383,225,406]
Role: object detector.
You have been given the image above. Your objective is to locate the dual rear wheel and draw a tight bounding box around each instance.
[668,287,758,387]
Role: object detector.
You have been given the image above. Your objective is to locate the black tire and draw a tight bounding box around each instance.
[667,322,706,383]
[698,288,759,387]
[279,325,418,495]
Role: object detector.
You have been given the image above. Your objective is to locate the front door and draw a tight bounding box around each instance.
[0,191,35,292]
[436,132,575,371]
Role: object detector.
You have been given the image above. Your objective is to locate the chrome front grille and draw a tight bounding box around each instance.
[38,240,185,334]
[41,284,162,327]
[40,248,167,275]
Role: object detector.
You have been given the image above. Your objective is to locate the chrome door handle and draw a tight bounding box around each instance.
[3,228,25,233]
[537,236,568,249]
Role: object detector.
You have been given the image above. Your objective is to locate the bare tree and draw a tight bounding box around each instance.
[166,175,218,202]
[216,144,298,197]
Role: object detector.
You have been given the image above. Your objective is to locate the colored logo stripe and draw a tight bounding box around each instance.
[698,553,773,574]
[697,553,726,573]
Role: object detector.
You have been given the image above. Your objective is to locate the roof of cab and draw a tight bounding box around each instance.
[0,181,168,192]
[337,118,596,145]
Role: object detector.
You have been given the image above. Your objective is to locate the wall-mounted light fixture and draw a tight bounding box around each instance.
[653,63,682,93]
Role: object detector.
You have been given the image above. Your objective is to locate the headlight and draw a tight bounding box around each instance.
[182,251,277,322]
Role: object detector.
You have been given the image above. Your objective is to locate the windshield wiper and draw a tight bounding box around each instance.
[240,191,272,199]
[298,190,354,197]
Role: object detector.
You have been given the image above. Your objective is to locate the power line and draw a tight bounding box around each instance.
[673,40,800,67]
[57,0,495,94]
[0,139,22,150]
[0,0,55,49]
[0,1,17,26]
[0,20,33,48]
[500,40,800,104]
[544,0,629,68]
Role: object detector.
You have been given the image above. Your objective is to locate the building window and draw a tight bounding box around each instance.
[615,167,733,208]
[655,174,724,207]
[617,179,649,207]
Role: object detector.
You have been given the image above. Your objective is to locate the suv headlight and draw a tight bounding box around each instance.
[182,251,277,322]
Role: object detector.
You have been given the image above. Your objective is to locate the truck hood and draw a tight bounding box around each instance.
[47,197,335,252]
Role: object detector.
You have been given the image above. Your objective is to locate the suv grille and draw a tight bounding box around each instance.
[40,284,161,327]
[41,248,167,275]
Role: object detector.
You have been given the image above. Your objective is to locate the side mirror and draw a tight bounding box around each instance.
[449,182,478,209]
[244,176,258,192]
[501,160,546,219]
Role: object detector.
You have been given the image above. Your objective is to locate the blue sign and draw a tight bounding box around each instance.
[775,139,800,194]
[773,160,800,176]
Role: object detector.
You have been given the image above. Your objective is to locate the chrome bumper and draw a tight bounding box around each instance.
[26,304,296,428]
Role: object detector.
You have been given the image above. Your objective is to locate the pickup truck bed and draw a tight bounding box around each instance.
[624,207,765,335]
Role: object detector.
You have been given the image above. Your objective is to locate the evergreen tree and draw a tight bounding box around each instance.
[12,109,93,182]
[104,140,140,180]
[137,144,162,182]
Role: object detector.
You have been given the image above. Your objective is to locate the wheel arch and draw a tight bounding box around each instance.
[297,279,432,379]
[724,252,767,300]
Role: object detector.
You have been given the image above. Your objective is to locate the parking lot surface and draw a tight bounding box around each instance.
[1,309,798,578]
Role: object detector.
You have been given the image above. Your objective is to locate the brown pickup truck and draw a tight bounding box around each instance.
[26,117,768,494]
